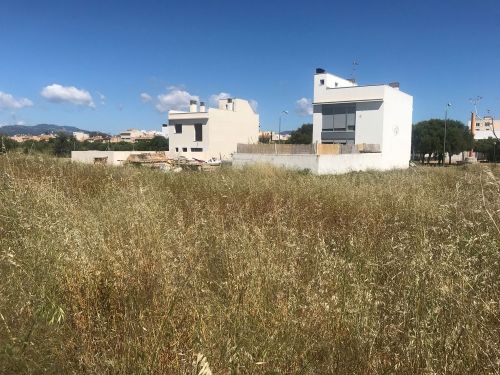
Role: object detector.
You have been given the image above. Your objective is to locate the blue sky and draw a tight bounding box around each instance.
[1,0,499,134]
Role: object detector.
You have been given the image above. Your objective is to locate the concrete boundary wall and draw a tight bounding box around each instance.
[233,153,406,175]
[71,151,165,166]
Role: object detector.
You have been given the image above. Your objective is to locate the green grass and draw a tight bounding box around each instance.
[0,153,499,374]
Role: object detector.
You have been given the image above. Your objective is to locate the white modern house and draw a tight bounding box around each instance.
[167,98,259,160]
[312,68,413,170]
[233,68,413,174]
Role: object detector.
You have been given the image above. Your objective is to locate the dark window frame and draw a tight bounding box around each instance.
[194,123,202,142]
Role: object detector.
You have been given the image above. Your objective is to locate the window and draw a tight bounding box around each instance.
[322,104,356,132]
[191,148,203,152]
[320,79,324,85]
[322,106,333,131]
[175,147,179,152]
[182,147,187,152]
[194,123,202,142]
[175,124,182,134]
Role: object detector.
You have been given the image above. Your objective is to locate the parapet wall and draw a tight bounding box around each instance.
[237,143,380,155]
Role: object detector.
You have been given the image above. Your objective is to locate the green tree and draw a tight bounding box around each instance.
[287,123,312,144]
[474,138,499,162]
[52,133,76,157]
[0,135,18,152]
[135,136,169,151]
[412,119,472,164]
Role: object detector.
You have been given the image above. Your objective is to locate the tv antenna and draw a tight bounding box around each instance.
[469,96,483,117]
[351,60,359,82]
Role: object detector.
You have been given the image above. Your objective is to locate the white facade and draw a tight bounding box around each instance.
[73,131,89,141]
[469,116,500,140]
[312,69,413,171]
[168,98,259,160]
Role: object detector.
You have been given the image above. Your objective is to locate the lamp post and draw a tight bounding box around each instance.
[278,110,288,143]
[443,102,451,166]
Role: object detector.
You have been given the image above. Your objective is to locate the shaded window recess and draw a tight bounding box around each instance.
[175,124,182,134]
[191,148,203,152]
[194,123,202,142]
[322,104,356,132]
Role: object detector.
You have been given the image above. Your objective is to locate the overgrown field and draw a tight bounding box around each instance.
[1,154,499,374]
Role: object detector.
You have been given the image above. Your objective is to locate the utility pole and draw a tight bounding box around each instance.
[278,110,288,143]
[443,103,451,166]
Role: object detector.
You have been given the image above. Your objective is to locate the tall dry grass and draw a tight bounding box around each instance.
[0,153,499,374]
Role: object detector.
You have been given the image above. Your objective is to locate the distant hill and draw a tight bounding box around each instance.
[0,124,109,137]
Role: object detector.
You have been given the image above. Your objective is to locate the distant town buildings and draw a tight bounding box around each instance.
[6,128,165,145]
[259,131,291,142]
[117,129,163,143]
[167,98,259,160]
[9,133,57,142]
[73,131,90,142]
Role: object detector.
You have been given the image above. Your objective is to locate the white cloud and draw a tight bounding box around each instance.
[140,92,152,103]
[41,84,95,108]
[209,92,231,107]
[249,99,258,113]
[295,97,313,116]
[156,88,199,113]
[0,91,33,110]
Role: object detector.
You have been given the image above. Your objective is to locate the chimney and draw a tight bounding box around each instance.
[226,98,234,111]
[189,100,198,113]
[199,101,206,112]
[470,111,476,157]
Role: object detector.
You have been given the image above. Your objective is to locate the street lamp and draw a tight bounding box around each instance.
[443,102,451,166]
[278,110,288,143]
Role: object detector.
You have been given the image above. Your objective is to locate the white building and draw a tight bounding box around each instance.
[73,131,89,142]
[312,68,413,170]
[469,114,500,140]
[233,68,413,174]
[167,98,259,160]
